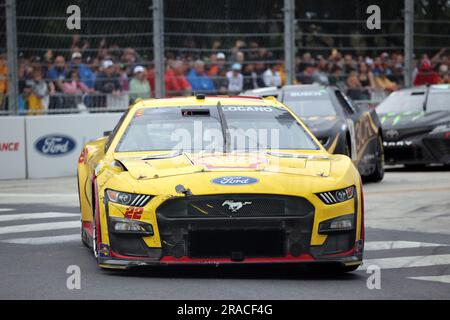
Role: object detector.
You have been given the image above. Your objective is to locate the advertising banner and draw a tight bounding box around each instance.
[25,113,121,179]
[0,117,26,180]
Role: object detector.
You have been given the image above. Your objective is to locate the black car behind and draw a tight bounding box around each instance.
[376,84,450,167]
[244,85,385,182]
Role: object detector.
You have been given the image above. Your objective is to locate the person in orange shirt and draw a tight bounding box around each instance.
[165,60,191,97]
[0,54,8,110]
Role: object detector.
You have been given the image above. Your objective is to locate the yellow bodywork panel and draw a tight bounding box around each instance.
[77,96,363,254]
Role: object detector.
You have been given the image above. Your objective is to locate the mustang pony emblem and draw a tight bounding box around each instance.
[222,200,252,212]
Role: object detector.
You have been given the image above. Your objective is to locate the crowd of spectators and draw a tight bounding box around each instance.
[0,39,449,114]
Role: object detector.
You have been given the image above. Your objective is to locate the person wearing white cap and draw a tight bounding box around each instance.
[129,65,151,102]
[226,63,243,94]
[94,59,122,108]
[69,51,96,89]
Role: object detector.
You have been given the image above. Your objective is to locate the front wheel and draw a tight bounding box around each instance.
[366,135,385,182]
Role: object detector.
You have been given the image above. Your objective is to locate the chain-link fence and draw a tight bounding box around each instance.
[0,0,7,111]
[1,0,450,115]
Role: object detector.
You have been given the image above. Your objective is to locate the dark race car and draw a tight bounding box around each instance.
[376,84,450,167]
[243,85,385,182]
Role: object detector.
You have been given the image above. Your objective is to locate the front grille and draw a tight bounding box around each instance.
[424,139,450,159]
[384,127,432,142]
[188,229,285,259]
[385,146,421,162]
[157,194,313,218]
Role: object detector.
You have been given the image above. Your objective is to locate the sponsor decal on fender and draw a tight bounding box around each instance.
[123,207,143,219]
[35,134,76,156]
[99,243,110,257]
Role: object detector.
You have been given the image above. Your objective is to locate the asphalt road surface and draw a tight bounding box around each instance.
[1,168,449,300]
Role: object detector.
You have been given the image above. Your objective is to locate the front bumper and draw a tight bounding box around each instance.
[98,252,362,269]
[383,133,450,165]
[99,193,363,270]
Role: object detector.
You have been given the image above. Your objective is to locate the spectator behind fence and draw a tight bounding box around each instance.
[358,62,375,90]
[226,63,244,95]
[165,60,191,97]
[94,59,122,108]
[439,64,450,84]
[26,67,49,115]
[414,58,441,86]
[242,63,258,91]
[312,57,330,85]
[297,63,315,85]
[47,55,67,110]
[263,63,282,87]
[374,69,398,92]
[63,69,93,110]
[208,52,226,78]
[0,54,7,109]
[187,60,216,94]
[70,52,96,89]
[346,70,364,101]
[129,65,151,102]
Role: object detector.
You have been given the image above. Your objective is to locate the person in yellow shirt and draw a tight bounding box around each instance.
[0,54,8,110]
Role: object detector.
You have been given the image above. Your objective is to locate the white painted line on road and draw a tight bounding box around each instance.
[0,221,81,235]
[0,208,13,212]
[0,212,78,222]
[365,241,449,251]
[362,254,450,270]
[408,275,450,284]
[0,193,77,198]
[1,234,80,245]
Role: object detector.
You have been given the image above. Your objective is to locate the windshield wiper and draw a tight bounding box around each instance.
[216,102,231,153]
[423,84,431,112]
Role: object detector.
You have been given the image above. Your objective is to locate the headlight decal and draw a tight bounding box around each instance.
[317,186,355,205]
[106,189,152,207]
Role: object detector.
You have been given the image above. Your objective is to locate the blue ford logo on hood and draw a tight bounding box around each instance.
[35,135,76,156]
[212,176,259,186]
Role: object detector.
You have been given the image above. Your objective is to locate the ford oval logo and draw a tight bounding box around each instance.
[35,135,76,156]
[212,176,259,186]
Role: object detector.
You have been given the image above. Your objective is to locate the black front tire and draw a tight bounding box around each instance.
[81,226,90,248]
[366,135,385,182]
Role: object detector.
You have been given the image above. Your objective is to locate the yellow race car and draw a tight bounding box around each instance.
[77,95,364,272]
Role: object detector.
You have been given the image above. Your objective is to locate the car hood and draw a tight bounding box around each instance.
[301,116,344,137]
[379,110,450,130]
[114,152,334,180]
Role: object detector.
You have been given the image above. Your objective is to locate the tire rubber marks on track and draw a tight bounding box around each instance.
[2,234,79,245]
[0,212,78,222]
[0,220,80,235]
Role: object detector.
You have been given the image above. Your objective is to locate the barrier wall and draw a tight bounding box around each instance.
[0,113,121,180]
[0,117,27,179]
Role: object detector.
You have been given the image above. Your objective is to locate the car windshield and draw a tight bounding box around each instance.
[376,88,450,114]
[426,90,450,112]
[376,90,426,114]
[282,90,337,117]
[116,105,319,152]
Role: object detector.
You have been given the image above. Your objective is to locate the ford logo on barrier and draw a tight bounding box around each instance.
[35,135,76,156]
[211,176,259,186]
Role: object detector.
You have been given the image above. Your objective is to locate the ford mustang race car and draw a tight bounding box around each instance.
[77,95,364,272]
[243,85,385,182]
[376,84,450,167]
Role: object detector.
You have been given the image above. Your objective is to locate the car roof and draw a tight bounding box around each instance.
[241,87,281,97]
[396,84,450,94]
[132,95,285,110]
[282,84,332,92]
